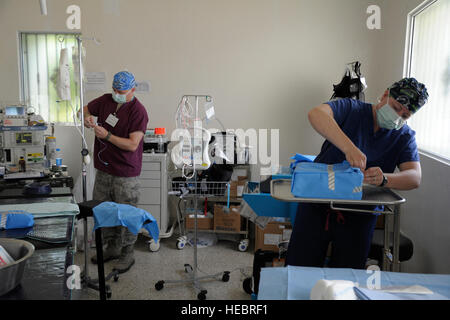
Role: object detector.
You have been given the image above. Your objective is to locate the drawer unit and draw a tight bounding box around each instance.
[140,180,161,188]
[141,162,160,171]
[138,187,161,204]
[138,153,168,239]
[139,171,161,179]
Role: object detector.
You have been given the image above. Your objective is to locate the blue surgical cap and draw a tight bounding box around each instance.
[112,71,136,91]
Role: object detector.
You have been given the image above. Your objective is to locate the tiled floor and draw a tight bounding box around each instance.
[74,233,254,300]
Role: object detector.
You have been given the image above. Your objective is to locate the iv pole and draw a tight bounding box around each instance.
[155,95,230,300]
[76,35,107,296]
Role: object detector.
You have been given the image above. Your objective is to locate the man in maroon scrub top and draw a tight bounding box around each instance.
[83,71,149,274]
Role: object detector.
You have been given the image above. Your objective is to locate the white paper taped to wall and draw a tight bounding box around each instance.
[85,72,106,91]
[135,81,151,93]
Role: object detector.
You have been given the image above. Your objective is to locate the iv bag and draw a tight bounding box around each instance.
[57,48,71,101]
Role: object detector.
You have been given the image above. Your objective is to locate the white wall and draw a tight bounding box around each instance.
[0,0,383,178]
[0,0,448,274]
[399,155,450,274]
[377,0,450,275]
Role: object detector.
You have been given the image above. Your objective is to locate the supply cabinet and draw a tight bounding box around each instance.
[138,153,170,251]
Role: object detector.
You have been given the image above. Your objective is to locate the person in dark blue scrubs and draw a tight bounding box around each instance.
[286,78,429,269]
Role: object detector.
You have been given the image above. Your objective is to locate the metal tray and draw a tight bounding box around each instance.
[270,179,405,206]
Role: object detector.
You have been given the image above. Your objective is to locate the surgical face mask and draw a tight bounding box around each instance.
[376,96,406,130]
[112,90,129,104]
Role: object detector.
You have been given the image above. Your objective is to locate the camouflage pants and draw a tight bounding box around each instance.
[93,170,141,247]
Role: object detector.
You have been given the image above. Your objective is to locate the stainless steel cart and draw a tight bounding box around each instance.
[270,179,406,272]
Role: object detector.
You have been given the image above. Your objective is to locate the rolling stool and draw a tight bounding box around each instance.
[77,200,119,300]
[369,229,414,270]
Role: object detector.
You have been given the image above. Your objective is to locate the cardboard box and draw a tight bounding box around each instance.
[255,221,292,252]
[231,169,248,181]
[185,213,214,230]
[214,204,242,232]
[230,180,246,198]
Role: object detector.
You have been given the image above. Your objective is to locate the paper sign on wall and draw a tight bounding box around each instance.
[135,81,151,93]
[85,72,106,91]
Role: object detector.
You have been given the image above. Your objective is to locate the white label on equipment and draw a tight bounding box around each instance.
[264,233,281,246]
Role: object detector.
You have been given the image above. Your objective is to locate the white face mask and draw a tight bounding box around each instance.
[112,90,129,104]
[376,94,406,130]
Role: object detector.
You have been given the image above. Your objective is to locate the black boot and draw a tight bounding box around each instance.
[112,245,135,274]
[91,239,121,264]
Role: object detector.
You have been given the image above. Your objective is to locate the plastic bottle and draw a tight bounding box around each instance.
[45,137,57,164]
[157,135,164,153]
[43,155,49,169]
[155,128,166,154]
[55,148,62,166]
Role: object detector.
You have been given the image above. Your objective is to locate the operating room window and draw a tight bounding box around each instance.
[404,0,450,162]
[19,32,81,124]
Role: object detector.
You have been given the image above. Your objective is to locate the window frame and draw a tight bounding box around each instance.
[18,31,82,127]
[403,0,450,165]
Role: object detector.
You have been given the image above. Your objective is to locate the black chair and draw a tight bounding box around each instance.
[77,200,119,300]
[369,229,414,269]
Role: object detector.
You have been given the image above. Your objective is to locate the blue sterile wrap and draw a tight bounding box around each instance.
[289,153,316,173]
[0,210,34,230]
[291,161,363,200]
[92,202,159,242]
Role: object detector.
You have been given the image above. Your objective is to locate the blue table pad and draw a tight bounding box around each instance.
[258,266,450,300]
[242,193,298,225]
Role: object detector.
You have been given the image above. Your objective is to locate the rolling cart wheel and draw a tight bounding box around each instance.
[222,271,230,282]
[176,236,187,250]
[155,281,164,291]
[197,290,207,300]
[106,286,112,299]
[238,239,249,252]
[184,264,193,273]
[243,277,253,295]
[148,239,160,252]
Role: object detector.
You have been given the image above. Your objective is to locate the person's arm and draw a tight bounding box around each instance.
[93,125,144,152]
[364,161,422,190]
[364,161,421,190]
[308,104,367,170]
[386,161,421,190]
[77,105,96,128]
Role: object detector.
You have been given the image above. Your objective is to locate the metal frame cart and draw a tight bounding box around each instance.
[270,179,406,272]
[171,179,250,252]
[155,178,232,300]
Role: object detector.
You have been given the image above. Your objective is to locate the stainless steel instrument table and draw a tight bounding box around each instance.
[270,179,406,272]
